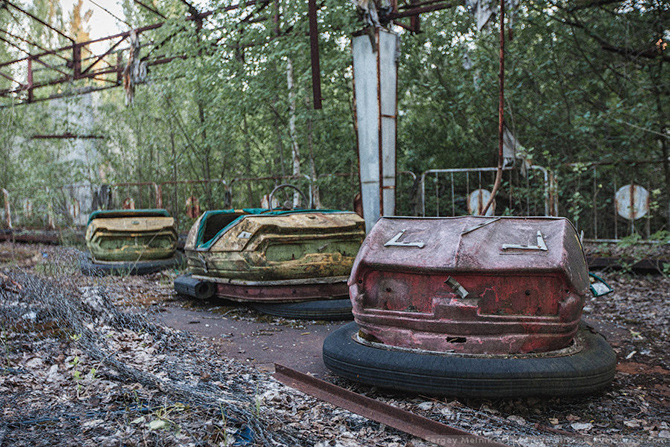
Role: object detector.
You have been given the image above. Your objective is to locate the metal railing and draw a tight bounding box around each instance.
[420,165,557,218]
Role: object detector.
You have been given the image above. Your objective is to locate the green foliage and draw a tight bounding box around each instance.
[0,0,666,236]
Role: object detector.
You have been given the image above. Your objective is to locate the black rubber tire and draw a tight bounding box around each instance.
[251,299,353,321]
[80,253,182,276]
[323,322,616,398]
[174,274,216,300]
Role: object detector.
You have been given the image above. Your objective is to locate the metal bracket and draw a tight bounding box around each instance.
[502,230,547,251]
[384,229,425,248]
[445,276,469,299]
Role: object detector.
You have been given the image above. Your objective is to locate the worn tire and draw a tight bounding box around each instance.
[80,253,182,276]
[251,299,353,321]
[323,322,616,398]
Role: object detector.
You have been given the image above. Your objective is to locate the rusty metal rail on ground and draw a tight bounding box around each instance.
[273,364,508,447]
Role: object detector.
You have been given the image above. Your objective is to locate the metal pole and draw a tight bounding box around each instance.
[308,0,322,109]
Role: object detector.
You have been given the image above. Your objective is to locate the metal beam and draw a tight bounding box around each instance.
[79,35,128,77]
[4,1,75,43]
[274,364,509,447]
[387,1,459,19]
[0,69,23,88]
[133,0,167,19]
[308,0,322,109]
[0,28,67,61]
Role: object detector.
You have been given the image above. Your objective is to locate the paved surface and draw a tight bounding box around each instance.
[154,304,349,378]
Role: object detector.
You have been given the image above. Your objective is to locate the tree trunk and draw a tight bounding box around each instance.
[242,114,255,207]
[650,60,669,225]
[287,58,301,207]
[170,129,178,228]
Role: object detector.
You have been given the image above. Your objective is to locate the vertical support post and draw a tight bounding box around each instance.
[117,52,123,84]
[410,0,421,33]
[308,0,322,110]
[73,43,81,79]
[353,28,399,233]
[27,57,33,103]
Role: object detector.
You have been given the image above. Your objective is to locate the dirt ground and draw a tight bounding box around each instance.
[1,242,669,447]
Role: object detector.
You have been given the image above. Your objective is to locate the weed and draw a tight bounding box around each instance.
[254,384,261,418]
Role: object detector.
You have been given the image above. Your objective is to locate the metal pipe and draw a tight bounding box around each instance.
[529,165,550,216]
[308,0,322,109]
[387,1,458,19]
[274,364,508,447]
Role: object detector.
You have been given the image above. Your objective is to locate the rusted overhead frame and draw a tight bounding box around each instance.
[2,0,75,43]
[274,364,508,447]
[133,0,167,19]
[0,28,66,61]
[389,0,461,19]
[387,0,462,32]
[0,1,274,106]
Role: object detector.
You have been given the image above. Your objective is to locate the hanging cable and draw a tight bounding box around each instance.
[482,0,505,215]
[85,0,132,28]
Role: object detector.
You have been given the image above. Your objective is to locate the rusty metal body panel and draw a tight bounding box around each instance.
[184,209,365,302]
[350,216,589,354]
[85,209,177,262]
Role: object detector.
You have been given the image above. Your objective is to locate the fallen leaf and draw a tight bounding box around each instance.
[571,422,593,431]
[507,415,526,426]
[148,419,170,430]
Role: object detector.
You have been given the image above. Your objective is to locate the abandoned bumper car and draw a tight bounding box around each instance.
[323,216,616,398]
[81,209,180,275]
[175,188,366,320]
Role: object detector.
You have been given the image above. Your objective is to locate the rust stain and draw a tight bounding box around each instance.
[86,212,177,262]
[617,362,670,375]
[350,216,589,355]
[184,210,365,302]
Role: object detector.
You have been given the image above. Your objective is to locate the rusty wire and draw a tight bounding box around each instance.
[0,249,309,446]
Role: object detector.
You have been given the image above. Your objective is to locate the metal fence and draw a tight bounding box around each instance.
[6,161,665,243]
[558,161,669,241]
[0,174,367,233]
[419,165,557,219]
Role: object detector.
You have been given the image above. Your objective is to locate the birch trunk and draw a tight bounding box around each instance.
[286,58,302,207]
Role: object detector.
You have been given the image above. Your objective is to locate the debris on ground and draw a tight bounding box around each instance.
[0,242,669,446]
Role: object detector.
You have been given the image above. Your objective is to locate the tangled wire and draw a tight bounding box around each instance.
[0,250,309,446]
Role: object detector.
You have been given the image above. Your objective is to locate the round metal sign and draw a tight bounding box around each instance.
[615,184,649,221]
[468,189,495,216]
